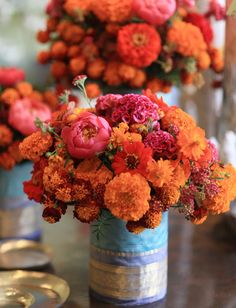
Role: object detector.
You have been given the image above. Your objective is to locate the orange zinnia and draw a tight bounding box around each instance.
[112,141,152,176]
[177,126,207,161]
[147,158,174,187]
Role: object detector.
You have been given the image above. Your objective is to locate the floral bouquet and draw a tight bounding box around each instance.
[36,0,225,94]
[19,76,236,304]
[0,67,54,240]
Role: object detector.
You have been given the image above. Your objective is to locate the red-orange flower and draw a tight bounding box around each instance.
[0,124,13,147]
[112,142,152,176]
[117,23,161,68]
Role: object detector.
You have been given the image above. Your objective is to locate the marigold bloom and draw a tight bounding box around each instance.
[197,52,211,70]
[126,221,145,234]
[1,88,20,105]
[104,173,151,221]
[167,21,207,58]
[209,47,224,73]
[37,51,51,64]
[130,70,146,88]
[61,25,85,43]
[112,142,152,176]
[51,41,68,59]
[67,45,81,58]
[177,126,207,161]
[69,56,86,76]
[0,124,13,147]
[42,207,62,224]
[161,106,196,131]
[37,30,50,43]
[29,90,44,102]
[19,131,53,162]
[51,61,67,79]
[103,62,122,86]
[8,141,23,163]
[157,184,181,206]
[16,81,33,97]
[85,83,101,99]
[141,207,162,229]
[191,207,208,224]
[64,0,91,17]
[0,152,15,170]
[43,90,59,110]
[110,122,142,148]
[92,0,132,23]
[74,201,100,223]
[87,58,106,79]
[147,159,174,187]
[118,64,136,82]
[117,23,161,68]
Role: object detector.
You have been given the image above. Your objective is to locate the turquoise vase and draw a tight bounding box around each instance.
[89,212,168,306]
[0,162,41,240]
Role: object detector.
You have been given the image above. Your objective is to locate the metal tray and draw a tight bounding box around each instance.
[0,270,70,307]
[0,240,52,270]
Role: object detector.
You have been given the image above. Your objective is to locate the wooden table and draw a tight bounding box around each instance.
[43,210,236,308]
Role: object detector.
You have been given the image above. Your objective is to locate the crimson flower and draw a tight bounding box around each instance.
[112,141,152,176]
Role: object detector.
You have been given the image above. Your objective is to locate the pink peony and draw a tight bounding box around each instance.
[61,112,111,159]
[144,130,177,159]
[0,67,25,87]
[132,0,176,26]
[112,94,159,125]
[8,98,52,136]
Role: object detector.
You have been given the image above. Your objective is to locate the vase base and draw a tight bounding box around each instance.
[89,289,166,307]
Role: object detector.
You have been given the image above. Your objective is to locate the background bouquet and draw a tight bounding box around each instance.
[0,67,55,170]
[20,76,236,234]
[36,0,225,93]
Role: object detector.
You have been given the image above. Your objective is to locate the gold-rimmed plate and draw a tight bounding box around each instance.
[0,240,52,270]
[0,271,70,307]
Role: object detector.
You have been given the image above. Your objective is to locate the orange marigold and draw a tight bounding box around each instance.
[177,126,207,161]
[161,107,196,131]
[104,173,151,221]
[43,90,58,110]
[74,201,100,223]
[61,25,85,43]
[146,78,172,94]
[92,0,132,23]
[197,51,211,70]
[126,220,145,234]
[167,21,207,58]
[87,59,106,79]
[110,122,142,148]
[147,159,174,188]
[51,41,68,59]
[85,83,101,99]
[51,61,67,79]
[19,131,53,162]
[1,88,20,105]
[209,47,224,73]
[0,124,13,147]
[67,45,81,58]
[8,141,23,163]
[16,81,33,97]
[130,70,146,88]
[157,184,181,206]
[37,30,50,43]
[141,207,162,229]
[69,56,86,76]
[37,51,51,64]
[103,61,122,86]
[117,23,161,68]
[29,90,43,102]
[118,64,136,82]
[63,0,91,17]
[0,152,15,170]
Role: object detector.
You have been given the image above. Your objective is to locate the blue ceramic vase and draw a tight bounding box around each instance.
[0,162,41,240]
[90,212,168,306]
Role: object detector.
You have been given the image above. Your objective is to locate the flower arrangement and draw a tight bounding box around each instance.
[36,0,225,93]
[19,76,236,235]
[0,67,57,170]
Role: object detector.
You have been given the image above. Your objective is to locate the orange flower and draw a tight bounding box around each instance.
[191,208,208,225]
[110,122,142,148]
[126,220,145,234]
[37,51,51,64]
[177,126,207,161]
[0,152,15,170]
[29,90,44,102]
[85,83,101,99]
[69,56,86,76]
[104,173,151,221]
[117,23,161,68]
[51,41,68,59]
[67,45,81,58]
[1,88,19,105]
[74,201,100,223]
[19,131,53,162]
[8,141,23,163]
[46,17,58,32]
[64,0,91,17]
[161,106,196,131]
[197,51,211,70]
[118,64,136,82]
[61,24,85,43]
[92,0,132,23]
[51,61,67,79]
[146,78,172,94]
[43,90,58,110]
[147,159,174,187]
[209,47,224,73]
[157,184,180,206]
[16,81,33,97]
[130,70,146,88]
[112,142,152,176]
[103,61,122,86]
[180,71,195,85]
[87,59,106,79]
[141,207,162,229]
[0,124,13,147]
[167,21,207,58]
[36,30,50,43]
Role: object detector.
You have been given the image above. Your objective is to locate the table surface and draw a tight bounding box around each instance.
[42,210,236,308]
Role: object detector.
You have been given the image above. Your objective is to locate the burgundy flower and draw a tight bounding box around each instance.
[42,207,61,223]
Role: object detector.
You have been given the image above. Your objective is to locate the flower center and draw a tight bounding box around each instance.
[82,126,97,140]
[125,154,140,169]
[132,33,147,46]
